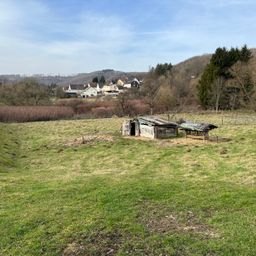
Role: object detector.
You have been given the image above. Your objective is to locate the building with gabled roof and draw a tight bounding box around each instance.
[65,84,87,95]
[122,116,178,139]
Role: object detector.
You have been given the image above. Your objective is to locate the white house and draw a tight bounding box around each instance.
[81,87,98,98]
[123,83,131,89]
[65,84,87,95]
[96,83,102,93]
[102,84,119,96]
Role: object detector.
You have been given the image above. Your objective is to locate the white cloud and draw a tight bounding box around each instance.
[0,1,135,73]
[1,0,256,74]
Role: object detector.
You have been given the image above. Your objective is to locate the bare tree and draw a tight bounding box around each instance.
[211,77,225,112]
[230,61,255,108]
[0,78,50,106]
[141,71,162,115]
[116,91,131,116]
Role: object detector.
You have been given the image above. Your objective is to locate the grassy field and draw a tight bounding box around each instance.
[0,112,256,255]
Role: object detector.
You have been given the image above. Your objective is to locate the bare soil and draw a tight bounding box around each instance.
[62,230,123,256]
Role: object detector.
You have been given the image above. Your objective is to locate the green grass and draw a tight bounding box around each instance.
[0,124,20,172]
[0,113,256,255]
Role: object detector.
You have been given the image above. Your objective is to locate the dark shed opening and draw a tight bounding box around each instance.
[130,122,136,136]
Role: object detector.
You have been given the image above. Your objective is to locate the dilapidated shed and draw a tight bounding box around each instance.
[122,116,178,139]
[179,121,217,140]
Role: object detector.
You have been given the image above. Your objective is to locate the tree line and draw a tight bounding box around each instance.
[128,45,256,115]
[197,45,255,111]
[0,78,51,106]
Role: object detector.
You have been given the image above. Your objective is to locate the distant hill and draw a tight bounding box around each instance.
[2,49,256,86]
[173,54,211,80]
[0,54,212,86]
[57,70,146,86]
[0,70,147,86]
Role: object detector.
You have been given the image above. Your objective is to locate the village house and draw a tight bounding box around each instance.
[123,78,141,89]
[122,116,178,139]
[131,78,140,88]
[65,84,87,96]
[123,83,131,89]
[81,86,98,98]
[102,84,119,96]
[64,83,102,98]
[63,77,141,98]
[116,79,124,86]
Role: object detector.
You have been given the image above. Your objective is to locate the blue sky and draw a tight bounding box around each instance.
[0,0,256,74]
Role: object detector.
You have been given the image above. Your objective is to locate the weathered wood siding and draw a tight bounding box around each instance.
[135,122,140,136]
[140,124,155,139]
[155,126,177,138]
[122,121,131,136]
[122,117,179,139]
[185,130,209,140]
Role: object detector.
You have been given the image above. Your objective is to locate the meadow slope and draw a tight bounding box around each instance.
[0,113,256,255]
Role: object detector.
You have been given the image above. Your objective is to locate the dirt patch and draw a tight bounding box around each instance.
[62,230,122,256]
[64,135,114,147]
[220,147,228,155]
[141,207,218,239]
[62,242,85,256]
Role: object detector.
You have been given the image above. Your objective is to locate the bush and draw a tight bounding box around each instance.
[77,100,117,117]
[0,106,74,122]
[55,97,163,118]
[55,99,84,113]
[91,107,116,118]
[129,99,150,116]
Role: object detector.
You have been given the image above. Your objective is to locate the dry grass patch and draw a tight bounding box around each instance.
[140,204,219,239]
[62,230,123,256]
[64,135,114,147]
[146,212,218,238]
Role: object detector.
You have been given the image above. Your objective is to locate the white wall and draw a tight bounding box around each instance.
[140,124,155,139]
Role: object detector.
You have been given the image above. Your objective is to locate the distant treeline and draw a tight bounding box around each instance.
[197,45,256,111]
[0,78,65,106]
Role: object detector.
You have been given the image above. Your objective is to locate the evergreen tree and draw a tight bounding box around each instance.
[240,45,252,63]
[197,45,253,110]
[154,63,172,77]
[99,75,106,85]
[92,77,98,83]
[197,63,217,108]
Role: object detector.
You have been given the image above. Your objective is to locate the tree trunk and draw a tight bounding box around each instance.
[150,106,153,115]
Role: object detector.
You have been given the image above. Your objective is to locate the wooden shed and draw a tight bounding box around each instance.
[179,121,217,140]
[122,116,178,139]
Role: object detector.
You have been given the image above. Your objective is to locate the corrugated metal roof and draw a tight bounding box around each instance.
[179,122,217,132]
[137,116,178,127]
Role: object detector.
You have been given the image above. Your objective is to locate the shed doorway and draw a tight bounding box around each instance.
[130,121,136,136]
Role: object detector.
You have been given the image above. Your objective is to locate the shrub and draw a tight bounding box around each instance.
[55,99,84,113]
[0,106,74,123]
[91,107,116,118]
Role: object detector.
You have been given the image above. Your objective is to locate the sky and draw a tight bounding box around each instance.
[0,0,256,75]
